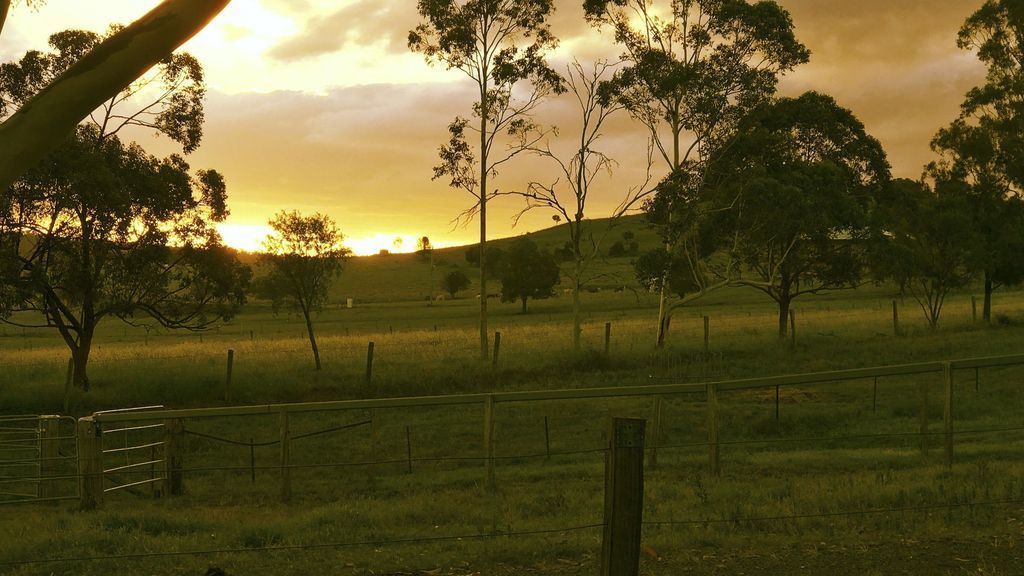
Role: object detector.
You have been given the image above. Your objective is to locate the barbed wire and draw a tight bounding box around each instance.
[642,497,1024,527]
[0,523,605,568]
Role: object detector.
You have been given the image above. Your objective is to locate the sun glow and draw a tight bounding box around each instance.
[216,223,275,253]
[216,226,458,257]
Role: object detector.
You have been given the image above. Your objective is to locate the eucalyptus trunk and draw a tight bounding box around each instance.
[301,306,322,371]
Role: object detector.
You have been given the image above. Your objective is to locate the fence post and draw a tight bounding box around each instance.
[225,349,234,403]
[38,415,60,500]
[650,397,663,469]
[892,300,900,337]
[77,417,103,510]
[492,331,501,370]
[943,362,954,468]
[703,316,710,355]
[279,410,291,502]
[707,383,720,476]
[600,417,645,576]
[365,341,375,385]
[605,322,612,356]
[971,296,977,323]
[872,377,878,412]
[405,425,413,474]
[483,395,495,491]
[918,379,929,456]
[543,416,551,460]
[163,419,184,497]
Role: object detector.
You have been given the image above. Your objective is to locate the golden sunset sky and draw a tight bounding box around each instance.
[0,0,987,254]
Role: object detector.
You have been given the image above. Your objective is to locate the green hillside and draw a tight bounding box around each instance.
[243,214,658,304]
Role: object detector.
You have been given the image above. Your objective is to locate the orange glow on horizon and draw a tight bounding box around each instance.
[216,224,460,257]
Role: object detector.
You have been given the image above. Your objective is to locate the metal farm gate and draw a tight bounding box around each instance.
[0,415,78,505]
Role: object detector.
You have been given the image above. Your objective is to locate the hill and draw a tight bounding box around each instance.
[242,214,658,304]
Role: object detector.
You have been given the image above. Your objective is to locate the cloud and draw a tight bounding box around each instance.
[269,0,421,61]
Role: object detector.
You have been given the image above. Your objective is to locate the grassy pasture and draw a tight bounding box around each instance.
[2,278,1024,574]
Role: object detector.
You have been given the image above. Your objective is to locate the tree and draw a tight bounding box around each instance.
[929,120,1024,322]
[926,1,1024,322]
[0,0,231,192]
[510,60,653,350]
[870,179,979,330]
[0,29,244,389]
[0,127,248,389]
[584,0,809,347]
[700,92,890,337]
[417,235,436,304]
[464,244,505,279]
[441,269,471,298]
[410,0,563,359]
[499,237,559,313]
[255,212,350,371]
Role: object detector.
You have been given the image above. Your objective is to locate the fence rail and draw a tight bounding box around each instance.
[89,352,1024,423]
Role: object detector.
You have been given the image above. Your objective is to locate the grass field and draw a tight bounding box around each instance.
[2,255,1024,574]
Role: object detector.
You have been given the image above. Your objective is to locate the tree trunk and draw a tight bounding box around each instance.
[983,272,993,323]
[478,84,489,361]
[71,331,93,391]
[0,1,11,40]
[778,295,791,339]
[302,307,321,371]
[0,0,232,193]
[572,261,582,351]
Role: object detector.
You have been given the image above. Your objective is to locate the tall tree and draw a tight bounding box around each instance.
[927,0,1024,321]
[584,0,809,347]
[699,92,890,337]
[0,126,248,389]
[255,212,350,371]
[0,28,243,389]
[410,0,563,360]
[512,59,653,350]
[929,120,1024,322]
[0,0,231,192]
[499,236,560,313]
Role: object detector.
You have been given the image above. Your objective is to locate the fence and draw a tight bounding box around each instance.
[0,414,78,505]
[3,352,1024,572]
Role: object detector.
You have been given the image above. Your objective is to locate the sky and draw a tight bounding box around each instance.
[0,0,988,254]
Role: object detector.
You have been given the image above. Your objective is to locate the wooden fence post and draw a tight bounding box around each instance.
[943,362,954,468]
[163,419,184,497]
[38,416,60,500]
[225,349,234,403]
[872,377,878,412]
[405,425,413,474]
[707,383,720,476]
[278,409,290,500]
[918,379,929,456]
[703,316,710,355]
[483,395,495,491]
[279,410,291,502]
[605,322,612,356]
[365,341,375,385]
[892,300,901,337]
[600,417,646,576]
[492,332,501,371]
[650,397,664,469]
[543,416,550,460]
[77,417,103,510]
